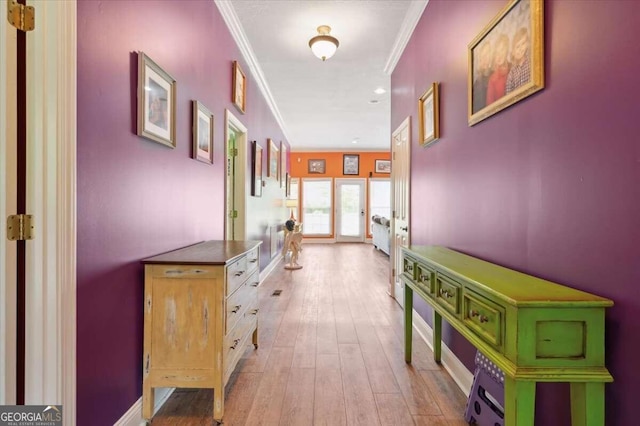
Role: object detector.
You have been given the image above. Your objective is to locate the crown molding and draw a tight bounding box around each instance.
[384,0,429,75]
[214,0,291,144]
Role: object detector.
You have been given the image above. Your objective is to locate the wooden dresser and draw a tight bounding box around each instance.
[401,246,613,426]
[141,240,261,424]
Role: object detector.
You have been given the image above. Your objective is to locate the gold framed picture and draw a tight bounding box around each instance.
[280,141,287,187]
[232,60,246,114]
[268,138,279,180]
[252,141,262,197]
[468,0,544,126]
[137,52,176,148]
[418,82,440,147]
[308,159,325,174]
[192,101,214,164]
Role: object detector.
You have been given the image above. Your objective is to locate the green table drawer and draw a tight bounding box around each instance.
[416,264,435,296]
[403,255,417,280]
[463,289,505,351]
[435,273,462,316]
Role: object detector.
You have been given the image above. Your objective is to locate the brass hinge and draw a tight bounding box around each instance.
[7,214,34,241]
[7,0,35,32]
[229,210,238,219]
[228,148,238,157]
[392,268,396,278]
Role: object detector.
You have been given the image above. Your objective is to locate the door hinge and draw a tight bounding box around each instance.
[7,214,34,241]
[229,210,238,219]
[7,0,35,32]
[228,148,238,157]
[392,268,396,278]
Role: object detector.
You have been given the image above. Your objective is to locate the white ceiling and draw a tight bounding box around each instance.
[220,1,427,152]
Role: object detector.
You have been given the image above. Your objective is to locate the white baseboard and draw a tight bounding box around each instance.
[114,388,174,426]
[411,309,474,396]
[260,254,283,283]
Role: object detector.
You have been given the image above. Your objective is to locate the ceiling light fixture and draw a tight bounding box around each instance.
[374,88,386,95]
[309,25,339,61]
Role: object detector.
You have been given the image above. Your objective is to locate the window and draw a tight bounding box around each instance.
[302,178,332,236]
[369,178,391,229]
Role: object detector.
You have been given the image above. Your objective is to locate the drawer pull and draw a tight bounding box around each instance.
[419,274,429,282]
[231,305,242,313]
[230,338,241,350]
[235,270,245,277]
[165,269,184,275]
[470,310,479,317]
[439,289,454,298]
[251,282,259,287]
[249,258,258,263]
[250,308,259,315]
[479,315,489,323]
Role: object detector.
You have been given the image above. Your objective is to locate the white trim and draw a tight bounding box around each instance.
[0,3,18,405]
[259,254,283,284]
[384,0,430,75]
[225,109,248,241]
[114,388,175,426]
[411,309,474,395]
[23,2,77,425]
[335,178,366,243]
[215,1,290,144]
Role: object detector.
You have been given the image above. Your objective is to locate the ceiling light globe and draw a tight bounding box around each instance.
[309,26,339,61]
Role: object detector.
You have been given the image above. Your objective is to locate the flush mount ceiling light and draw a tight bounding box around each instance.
[309,25,339,61]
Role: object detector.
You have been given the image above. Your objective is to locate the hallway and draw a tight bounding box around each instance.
[151,243,467,425]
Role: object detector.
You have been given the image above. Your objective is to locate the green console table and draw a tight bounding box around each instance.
[401,246,613,426]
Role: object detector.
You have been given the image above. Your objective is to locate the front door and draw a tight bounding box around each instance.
[391,117,411,306]
[335,178,366,243]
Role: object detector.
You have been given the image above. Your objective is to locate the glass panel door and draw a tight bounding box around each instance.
[336,178,365,242]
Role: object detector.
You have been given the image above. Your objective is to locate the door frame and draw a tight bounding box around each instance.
[0,0,77,420]
[0,4,18,405]
[335,178,366,243]
[224,109,247,241]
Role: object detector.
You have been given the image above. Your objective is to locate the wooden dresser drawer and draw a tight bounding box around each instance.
[225,270,258,334]
[246,248,259,275]
[226,255,249,296]
[435,273,462,316]
[223,297,258,379]
[463,289,504,350]
[415,264,435,296]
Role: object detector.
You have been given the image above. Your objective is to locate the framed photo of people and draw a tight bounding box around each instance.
[468,0,544,126]
[192,101,214,164]
[137,52,176,148]
[232,60,246,114]
[418,82,440,147]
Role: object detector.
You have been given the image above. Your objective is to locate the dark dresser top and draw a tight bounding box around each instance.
[141,240,262,265]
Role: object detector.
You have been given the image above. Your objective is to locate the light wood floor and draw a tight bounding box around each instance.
[151,243,468,425]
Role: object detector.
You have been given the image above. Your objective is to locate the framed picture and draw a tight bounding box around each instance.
[251,141,263,197]
[137,52,176,148]
[268,139,279,180]
[418,82,440,147]
[375,159,391,174]
[343,154,359,175]
[468,0,544,126]
[232,60,246,114]
[192,101,214,164]
[279,142,287,187]
[308,159,325,174]
[285,172,290,197]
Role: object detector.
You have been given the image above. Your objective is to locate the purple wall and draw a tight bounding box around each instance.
[392,0,640,424]
[77,1,288,424]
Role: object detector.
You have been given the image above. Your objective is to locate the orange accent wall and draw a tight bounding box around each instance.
[290,151,391,178]
[289,151,391,239]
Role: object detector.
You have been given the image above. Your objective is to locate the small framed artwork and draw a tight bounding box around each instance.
[192,101,214,164]
[308,159,325,174]
[279,142,287,187]
[268,139,279,180]
[285,172,291,197]
[232,60,246,114]
[375,159,391,174]
[251,141,263,197]
[418,82,440,147]
[343,154,359,175]
[468,0,544,126]
[137,52,176,148]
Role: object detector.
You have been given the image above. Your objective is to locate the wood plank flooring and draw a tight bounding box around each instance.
[151,243,468,425]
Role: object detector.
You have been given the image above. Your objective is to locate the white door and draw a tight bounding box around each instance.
[390,117,411,306]
[225,110,247,241]
[335,178,366,242]
[0,5,18,404]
